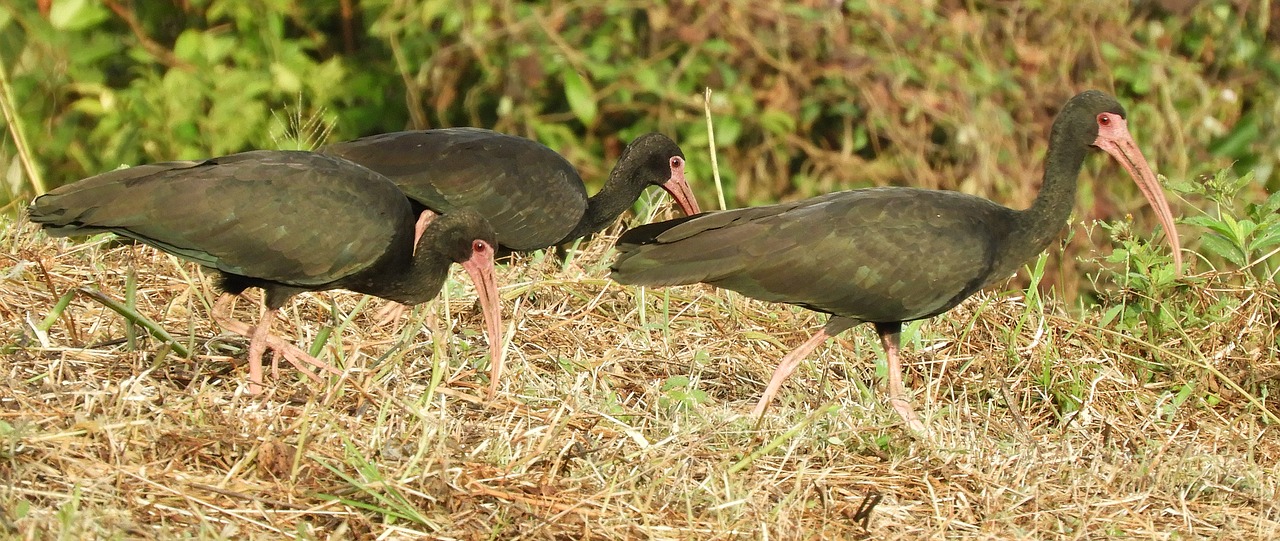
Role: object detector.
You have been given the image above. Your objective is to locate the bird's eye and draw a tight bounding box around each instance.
[1098,113,1111,126]
[669,156,683,168]
[472,240,489,253]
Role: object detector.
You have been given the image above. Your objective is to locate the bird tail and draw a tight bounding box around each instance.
[26,159,236,270]
[29,160,202,236]
[30,163,175,235]
[611,212,748,287]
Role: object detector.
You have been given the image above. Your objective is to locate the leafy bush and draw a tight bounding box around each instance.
[3,0,1278,293]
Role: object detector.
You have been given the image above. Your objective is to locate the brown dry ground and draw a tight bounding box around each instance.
[1,205,1278,539]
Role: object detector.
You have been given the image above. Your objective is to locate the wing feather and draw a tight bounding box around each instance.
[325,128,587,250]
[613,187,1013,322]
[30,150,408,286]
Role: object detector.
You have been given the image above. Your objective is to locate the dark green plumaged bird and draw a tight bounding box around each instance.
[611,91,1182,431]
[29,150,505,396]
[324,128,702,252]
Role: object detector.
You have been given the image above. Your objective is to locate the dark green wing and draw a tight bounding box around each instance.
[30,150,409,286]
[613,187,1014,322]
[324,128,588,250]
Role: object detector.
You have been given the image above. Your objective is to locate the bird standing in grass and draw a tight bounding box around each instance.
[326,129,703,328]
[30,150,505,396]
[611,91,1182,430]
[324,128,702,253]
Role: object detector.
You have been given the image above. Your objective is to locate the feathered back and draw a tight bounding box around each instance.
[30,150,410,287]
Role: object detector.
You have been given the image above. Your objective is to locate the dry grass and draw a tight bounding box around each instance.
[2,204,1278,539]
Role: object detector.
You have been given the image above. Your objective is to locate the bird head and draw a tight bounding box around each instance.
[615,133,702,216]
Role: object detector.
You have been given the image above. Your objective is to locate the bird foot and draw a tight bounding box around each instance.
[216,315,337,374]
[262,333,341,380]
[373,301,409,327]
[889,396,927,434]
[211,300,342,394]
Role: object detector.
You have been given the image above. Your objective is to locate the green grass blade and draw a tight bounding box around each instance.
[75,288,190,358]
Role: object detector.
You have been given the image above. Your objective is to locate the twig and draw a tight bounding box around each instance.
[102,0,195,72]
[0,48,45,195]
[704,88,727,210]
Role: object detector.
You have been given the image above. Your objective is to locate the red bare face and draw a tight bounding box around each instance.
[1091,112,1183,274]
[659,155,701,216]
[459,238,504,398]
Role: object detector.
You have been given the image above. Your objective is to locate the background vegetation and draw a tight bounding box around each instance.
[1,0,1278,539]
[3,0,1279,294]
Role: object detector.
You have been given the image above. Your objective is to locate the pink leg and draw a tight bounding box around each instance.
[373,302,409,326]
[878,324,926,432]
[751,328,836,417]
[211,294,342,393]
[245,306,276,395]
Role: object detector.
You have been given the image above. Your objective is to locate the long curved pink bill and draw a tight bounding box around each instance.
[461,252,504,399]
[660,161,702,216]
[1094,117,1183,275]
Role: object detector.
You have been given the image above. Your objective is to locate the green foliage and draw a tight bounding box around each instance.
[1172,170,1280,279]
[314,439,437,529]
[658,375,708,411]
[1087,166,1278,423]
[1,0,391,193]
[1096,217,1184,336]
[3,0,1280,302]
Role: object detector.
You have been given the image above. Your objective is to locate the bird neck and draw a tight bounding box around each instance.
[1004,127,1089,269]
[562,165,649,243]
[364,228,454,305]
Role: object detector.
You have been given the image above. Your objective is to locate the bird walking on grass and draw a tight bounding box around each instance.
[325,129,703,327]
[324,128,702,252]
[611,91,1182,431]
[30,150,505,396]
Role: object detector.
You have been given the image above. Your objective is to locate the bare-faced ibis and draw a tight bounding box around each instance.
[29,150,505,396]
[611,91,1182,430]
[323,128,703,252]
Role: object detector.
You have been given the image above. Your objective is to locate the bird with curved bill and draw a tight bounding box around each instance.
[30,150,505,397]
[324,129,702,253]
[325,129,703,332]
[611,91,1182,431]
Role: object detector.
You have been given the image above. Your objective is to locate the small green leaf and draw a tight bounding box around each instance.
[1199,234,1246,267]
[1163,176,1198,194]
[1261,191,1280,214]
[1248,225,1280,254]
[49,0,110,30]
[660,375,691,392]
[760,109,797,135]
[1183,215,1239,240]
[562,69,598,125]
[1101,305,1124,327]
[1180,216,1218,228]
[1235,218,1259,242]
